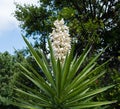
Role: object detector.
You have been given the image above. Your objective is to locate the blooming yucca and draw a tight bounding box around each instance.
[50,19,71,63]
[2,18,116,109]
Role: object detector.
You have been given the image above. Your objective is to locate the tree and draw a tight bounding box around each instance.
[0,50,38,109]
[0,52,14,100]
[0,52,19,109]
[14,0,120,69]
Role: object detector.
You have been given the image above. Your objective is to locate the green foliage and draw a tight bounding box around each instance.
[59,7,76,19]
[7,37,116,109]
[0,52,19,109]
[0,52,14,100]
[14,0,120,67]
[14,0,120,43]
[93,68,120,109]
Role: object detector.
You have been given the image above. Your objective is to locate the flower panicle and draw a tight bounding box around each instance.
[50,19,71,63]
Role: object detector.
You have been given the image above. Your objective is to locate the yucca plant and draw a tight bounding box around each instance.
[6,19,116,109]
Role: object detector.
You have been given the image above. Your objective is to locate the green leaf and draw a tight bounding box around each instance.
[14,88,51,104]
[15,81,50,101]
[68,101,117,108]
[22,36,55,88]
[47,38,57,86]
[61,45,75,91]
[56,59,62,97]
[65,62,96,92]
[66,46,91,86]
[63,70,106,101]
[13,97,51,108]
[19,64,53,96]
[66,85,114,104]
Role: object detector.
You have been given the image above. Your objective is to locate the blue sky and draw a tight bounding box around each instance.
[0,0,38,54]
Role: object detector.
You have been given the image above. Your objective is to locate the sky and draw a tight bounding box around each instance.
[0,0,38,54]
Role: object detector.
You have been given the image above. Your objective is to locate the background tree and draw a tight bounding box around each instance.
[14,0,120,71]
[14,0,120,108]
[0,52,19,109]
[0,50,41,109]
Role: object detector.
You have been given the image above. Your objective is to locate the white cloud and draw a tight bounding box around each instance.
[0,0,38,35]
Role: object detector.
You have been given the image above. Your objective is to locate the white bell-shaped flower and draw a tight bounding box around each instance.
[50,19,71,63]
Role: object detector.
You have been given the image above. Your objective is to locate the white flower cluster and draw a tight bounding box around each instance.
[50,19,71,63]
